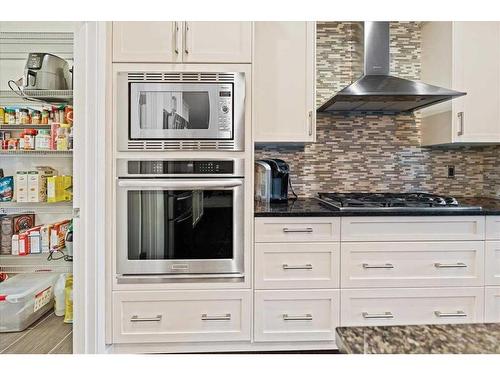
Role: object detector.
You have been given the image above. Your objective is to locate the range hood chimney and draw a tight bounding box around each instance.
[317,22,466,114]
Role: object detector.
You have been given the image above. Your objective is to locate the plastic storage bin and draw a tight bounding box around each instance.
[0,273,60,332]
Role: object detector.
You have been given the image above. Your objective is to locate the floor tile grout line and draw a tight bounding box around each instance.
[1,312,55,353]
[48,331,73,354]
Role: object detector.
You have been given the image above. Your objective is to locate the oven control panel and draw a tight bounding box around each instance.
[127,160,234,175]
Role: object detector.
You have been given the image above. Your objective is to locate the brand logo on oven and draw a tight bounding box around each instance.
[170,264,189,272]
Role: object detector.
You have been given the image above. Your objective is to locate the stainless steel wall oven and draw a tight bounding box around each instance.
[116,159,244,277]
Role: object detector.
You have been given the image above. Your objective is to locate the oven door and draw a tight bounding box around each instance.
[130,82,232,140]
[116,178,244,276]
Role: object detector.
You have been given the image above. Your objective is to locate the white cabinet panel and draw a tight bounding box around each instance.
[341,241,484,288]
[485,287,500,323]
[183,22,252,63]
[255,217,340,243]
[255,243,340,289]
[341,287,484,327]
[486,241,500,286]
[341,216,485,242]
[112,22,180,62]
[253,22,316,142]
[254,290,340,342]
[486,216,500,240]
[113,290,251,343]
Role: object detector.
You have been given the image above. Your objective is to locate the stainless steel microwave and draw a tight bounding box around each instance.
[116,71,245,151]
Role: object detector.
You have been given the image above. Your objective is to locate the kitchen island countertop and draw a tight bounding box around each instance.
[335,323,500,354]
[254,197,500,217]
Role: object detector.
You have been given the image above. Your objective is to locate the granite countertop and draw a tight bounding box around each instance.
[336,323,500,354]
[254,197,500,217]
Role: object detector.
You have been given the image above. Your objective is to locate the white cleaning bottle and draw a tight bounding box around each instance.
[54,273,66,317]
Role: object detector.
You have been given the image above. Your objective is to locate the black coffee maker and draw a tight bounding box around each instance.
[261,159,290,202]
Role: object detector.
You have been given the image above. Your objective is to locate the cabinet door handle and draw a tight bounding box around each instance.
[130,314,162,322]
[282,264,313,270]
[184,22,189,54]
[434,262,467,268]
[457,111,464,136]
[434,310,467,318]
[201,313,231,321]
[308,110,313,136]
[362,312,394,319]
[173,22,179,54]
[283,313,313,321]
[282,227,313,233]
[362,263,394,269]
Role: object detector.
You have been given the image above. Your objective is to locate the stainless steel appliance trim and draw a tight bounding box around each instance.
[201,313,231,321]
[282,264,313,270]
[282,227,313,233]
[130,314,162,322]
[434,262,467,268]
[282,313,313,321]
[362,312,394,319]
[362,263,394,269]
[116,274,245,284]
[117,179,243,189]
[116,176,244,276]
[117,158,244,178]
[434,310,467,318]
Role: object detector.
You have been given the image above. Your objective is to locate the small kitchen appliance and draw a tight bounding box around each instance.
[16,53,72,90]
[255,159,290,203]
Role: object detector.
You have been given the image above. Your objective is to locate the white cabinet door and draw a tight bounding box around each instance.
[255,217,340,243]
[486,241,500,286]
[112,22,181,63]
[253,22,316,142]
[182,22,252,63]
[486,216,500,240]
[485,287,500,323]
[453,22,500,143]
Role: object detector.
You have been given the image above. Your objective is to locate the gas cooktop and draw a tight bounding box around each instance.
[316,192,482,211]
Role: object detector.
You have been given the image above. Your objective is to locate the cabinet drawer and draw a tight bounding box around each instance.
[341,241,484,288]
[341,287,484,327]
[254,290,340,342]
[486,241,500,286]
[341,216,485,241]
[255,243,340,289]
[255,217,340,243]
[485,287,500,323]
[486,216,500,240]
[113,290,251,343]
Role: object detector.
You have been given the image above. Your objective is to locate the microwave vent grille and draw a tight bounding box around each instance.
[127,140,239,151]
[127,72,236,83]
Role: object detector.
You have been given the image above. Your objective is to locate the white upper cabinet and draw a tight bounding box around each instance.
[253,22,316,143]
[113,22,181,63]
[112,21,252,63]
[420,22,500,145]
[182,22,252,63]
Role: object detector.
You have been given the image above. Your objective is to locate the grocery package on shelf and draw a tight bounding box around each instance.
[3,213,72,256]
[13,166,57,203]
[47,175,73,202]
[0,105,73,151]
[0,214,35,255]
[0,176,14,202]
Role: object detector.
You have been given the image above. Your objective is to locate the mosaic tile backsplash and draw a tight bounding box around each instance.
[255,21,500,198]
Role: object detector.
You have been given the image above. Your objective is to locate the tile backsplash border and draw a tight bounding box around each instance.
[255,21,499,199]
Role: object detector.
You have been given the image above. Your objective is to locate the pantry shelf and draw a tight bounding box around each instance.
[0,150,73,157]
[0,253,73,274]
[0,90,73,105]
[0,124,52,130]
[0,201,73,215]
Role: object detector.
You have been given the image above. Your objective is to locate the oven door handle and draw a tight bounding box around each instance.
[118,179,243,189]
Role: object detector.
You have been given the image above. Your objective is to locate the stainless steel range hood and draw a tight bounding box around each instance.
[318,22,466,114]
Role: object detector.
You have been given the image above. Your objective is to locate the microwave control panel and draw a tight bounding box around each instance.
[218,84,233,133]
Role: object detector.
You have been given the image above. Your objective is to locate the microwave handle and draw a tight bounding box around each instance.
[118,179,243,189]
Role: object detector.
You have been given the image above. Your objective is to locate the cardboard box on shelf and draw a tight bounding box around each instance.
[27,166,57,202]
[40,224,52,253]
[0,214,35,255]
[27,226,42,254]
[47,175,72,203]
[15,171,28,203]
[49,220,70,251]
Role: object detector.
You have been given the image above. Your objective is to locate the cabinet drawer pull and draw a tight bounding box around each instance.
[282,264,313,270]
[457,111,464,136]
[130,314,162,322]
[434,262,467,268]
[362,312,394,319]
[282,313,313,321]
[434,310,467,318]
[184,22,189,54]
[173,22,179,54]
[282,227,313,233]
[362,263,394,269]
[308,110,313,136]
[201,313,231,321]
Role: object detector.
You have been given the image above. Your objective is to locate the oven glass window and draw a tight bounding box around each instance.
[138,90,210,130]
[127,190,233,260]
